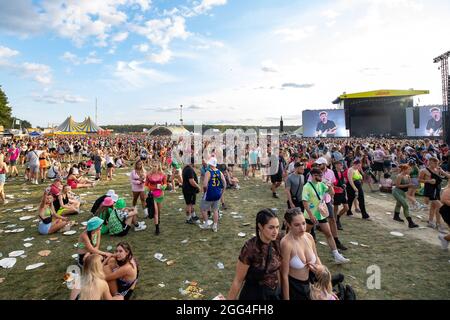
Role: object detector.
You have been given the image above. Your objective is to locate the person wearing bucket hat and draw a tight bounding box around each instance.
[77,216,112,267]
[91,190,118,215]
[93,197,116,235]
[107,198,146,236]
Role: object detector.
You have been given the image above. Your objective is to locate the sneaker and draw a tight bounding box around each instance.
[272,193,279,199]
[135,222,147,231]
[143,208,149,219]
[427,221,437,229]
[199,222,211,230]
[192,215,199,221]
[438,234,449,250]
[2,200,9,205]
[221,203,228,210]
[355,208,361,213]
[186,218,196,225]
[212,223,218,232]
[334,252,350,264]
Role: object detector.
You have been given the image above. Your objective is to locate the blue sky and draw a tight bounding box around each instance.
[0,0,449,127]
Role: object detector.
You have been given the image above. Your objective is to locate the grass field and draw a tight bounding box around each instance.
[0,166,449,300]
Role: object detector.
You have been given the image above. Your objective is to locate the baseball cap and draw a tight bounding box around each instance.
[430,107,440,113]
[319,111,328,116]
[315,157,328,165]
[207,157,218,167]
[294,162,304,168]
[106,190,119,202]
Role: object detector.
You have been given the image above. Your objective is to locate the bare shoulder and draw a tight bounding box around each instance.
[304,233,315,245]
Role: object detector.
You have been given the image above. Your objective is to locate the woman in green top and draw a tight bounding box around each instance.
[77,216,112,267]
[392,164,419,228]
[346,159,370,220]
[407,160,423,210]
[38,189,69,235]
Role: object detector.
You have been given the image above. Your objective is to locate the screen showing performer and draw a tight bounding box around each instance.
[315,111,337,137]
[426,107,442,136]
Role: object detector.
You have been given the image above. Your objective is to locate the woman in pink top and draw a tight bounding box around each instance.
[7,143,20,178]
[130,160,147,218]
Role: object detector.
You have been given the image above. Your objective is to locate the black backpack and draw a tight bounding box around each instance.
[333,283,356,300]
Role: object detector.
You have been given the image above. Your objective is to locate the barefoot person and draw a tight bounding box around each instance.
[228,209,281,300]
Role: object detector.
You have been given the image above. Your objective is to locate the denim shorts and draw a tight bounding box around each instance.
[38,222,52,235]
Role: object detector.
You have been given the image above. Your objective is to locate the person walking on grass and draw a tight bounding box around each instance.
[182,158,201,225]
[302,168,349,264]
[199,157,226,232]
[392,164,419,228]
[419,157,450,233]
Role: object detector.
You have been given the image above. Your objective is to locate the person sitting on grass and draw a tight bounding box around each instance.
[94,197,116,235]
[107,198,146,236]
[310,265,338,300]
[53,184,81,216]
[67,167,95,189]
[103,242,139,300]
[37,188,70,235]
[380,172,393,193]
[70,254,120,300]
[77,216,112,267]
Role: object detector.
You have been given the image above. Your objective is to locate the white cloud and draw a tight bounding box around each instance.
[321,9,340,19]
[61,51,102,65]
[134,43,150,52]
[21,62,52,85]
[261,60,279,73]
[193,0,227,15]
[149,48,173,64]
[0,46,19,59]
[112,32,129,43]
[113,60,177,88]
[274,25,316,42]
[130,0,152,12]
[32,92,86,104]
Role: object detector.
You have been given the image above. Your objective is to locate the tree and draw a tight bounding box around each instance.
[21,120,32,129]
[0,85,12,128]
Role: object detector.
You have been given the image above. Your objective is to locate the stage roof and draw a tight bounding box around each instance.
[333,89,429,104]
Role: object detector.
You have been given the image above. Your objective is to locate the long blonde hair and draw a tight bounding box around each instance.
[79,254,106,300]
[134,160,146,179]
[310,266,333,300]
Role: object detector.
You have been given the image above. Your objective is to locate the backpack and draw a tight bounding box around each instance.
[333,283,357,300]
[108,209,126,236]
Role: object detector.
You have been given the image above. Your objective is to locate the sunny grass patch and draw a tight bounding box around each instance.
[0,168,449,299]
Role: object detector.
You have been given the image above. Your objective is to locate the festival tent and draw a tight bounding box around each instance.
[29,131,43,137]
[77,117,104,133]
[54,116,103,134]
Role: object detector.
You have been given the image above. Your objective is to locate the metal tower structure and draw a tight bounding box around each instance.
[434,51,450,144]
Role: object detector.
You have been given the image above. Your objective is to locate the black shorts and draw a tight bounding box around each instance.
[372,162,384,172]
[140,157,147,161]
[115,225,131,237]
[107,163,114,168]
[183,191,196,205]
[305,217,328,225]
[424,185,441,201]
[333,192,347,206]
[251,164,257,169]
[271,174,283,183]
[439,205,450,226]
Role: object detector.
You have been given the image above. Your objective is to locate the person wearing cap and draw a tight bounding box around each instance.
[426,107,442,137]
[315,111,337,138]
[285,162,305,211]
[200,157,227,232]
[302,168,349,264]
[77,216,112,267]
[91,190,118,215]
[107,199,145,236]
[346,159,371,220]
[309,157,347,251]
[94,197,116,235]
[37,189,70,235]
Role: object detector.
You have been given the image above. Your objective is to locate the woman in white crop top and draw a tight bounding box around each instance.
[280,208,323,300]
